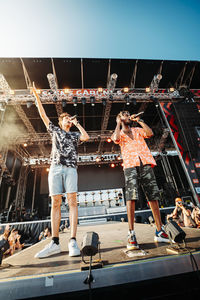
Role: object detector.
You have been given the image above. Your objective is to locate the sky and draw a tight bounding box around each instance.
[0,0,199,60]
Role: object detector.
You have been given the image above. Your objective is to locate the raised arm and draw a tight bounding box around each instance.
[32,82,50,129]
[111,115,121,143]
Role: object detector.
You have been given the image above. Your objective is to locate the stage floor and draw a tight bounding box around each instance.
[1,222,200,299]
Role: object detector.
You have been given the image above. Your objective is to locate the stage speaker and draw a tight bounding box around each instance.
[81,231,99,257]
[164,220,186,243]
[172,102,200,158]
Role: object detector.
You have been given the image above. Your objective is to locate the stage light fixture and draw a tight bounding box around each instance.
[64,88,70,94]
[107,73,118,90]
[81,232,99,257]
[169,87,175,92]
[102,98,107,106]
[110,163,115,168]
[132,98,137,106]
[90,96,96,106]
[123,87,129,93]
[81,97,86,105]
[98,87,103,93]
[150,74,162,91]
[9,89,15,95]
[62,99,67,108]
[125,94,130,105]
[117,155,121,160]
[96,157,101,163]
[26,100,33,108]
[106,138,112,143]
[23,143,28,147]
[73,96,78,106]
[145,87,150,93]
[109,94,114,101]
[165,220,186,244]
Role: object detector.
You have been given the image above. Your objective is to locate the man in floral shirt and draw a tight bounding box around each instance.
[33,85,89,258]
[111,111,169,250]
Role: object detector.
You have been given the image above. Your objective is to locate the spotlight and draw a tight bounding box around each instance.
[52,95,58,102]
[62,99,67,107]
[117,155,121,160]
[90,96,96,106]
[81,232,99,257]
[125,94,130,105]
[64,88,70,94]
[169,87,175,92]
[109,95,114,101]
[150,74,162,91]
[107,73,118,90]
[23,143,28,147]
[132,98,137,106]
[96,157,101,163]
[98,87,103,93]
[150,96,159,107]
[73,96,78,106]
[123,87,129,93]
[106,138,112,143]
[110,163,115,168]
[81,97,86,105]
[26,100,33,108]
[102,98,107,106]
[165,220,186,244]
[145,87,150,93]
[46,168,49,172]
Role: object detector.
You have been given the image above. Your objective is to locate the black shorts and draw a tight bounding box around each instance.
[124,164,160,202]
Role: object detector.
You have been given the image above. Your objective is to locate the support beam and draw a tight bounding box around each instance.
[51,58,63,116]
[130,60,138,88]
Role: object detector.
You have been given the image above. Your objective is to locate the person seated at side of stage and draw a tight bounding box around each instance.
[38,227,51,241]
[4,228,19,256]
[167,198,196,228]
[15,233,24,250]
[191,205,200,228]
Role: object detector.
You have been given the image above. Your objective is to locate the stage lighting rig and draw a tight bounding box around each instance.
[47,73,58,102]
[72,96,78,106]
[178,85,194,102]
[107,73,118,91]
[150,74,162,92]
[81,97,86,105]
[90,96,96,106]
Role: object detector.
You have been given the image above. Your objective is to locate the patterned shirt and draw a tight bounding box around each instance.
[48,122,80,168]
[118,127,156,169]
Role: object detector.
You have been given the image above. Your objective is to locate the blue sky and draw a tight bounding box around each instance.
[0,0,199,60]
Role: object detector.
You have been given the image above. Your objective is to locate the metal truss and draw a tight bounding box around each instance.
[1,88,199,105]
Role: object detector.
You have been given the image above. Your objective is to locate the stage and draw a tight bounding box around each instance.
[0,222,200,299]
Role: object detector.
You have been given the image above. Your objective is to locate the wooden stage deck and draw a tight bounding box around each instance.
[0,222,200,299]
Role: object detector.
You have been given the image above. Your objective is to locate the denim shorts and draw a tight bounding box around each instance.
[124,164,160,202]
[48,164,78,196]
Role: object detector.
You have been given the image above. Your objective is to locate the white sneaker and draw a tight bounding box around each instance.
[68,239,80,257]
[34,240,61,258]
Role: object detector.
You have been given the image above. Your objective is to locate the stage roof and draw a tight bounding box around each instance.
[0,57,200,162]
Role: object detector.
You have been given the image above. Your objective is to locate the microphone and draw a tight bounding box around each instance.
[130,111,144,120]
[70,115,77,120]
